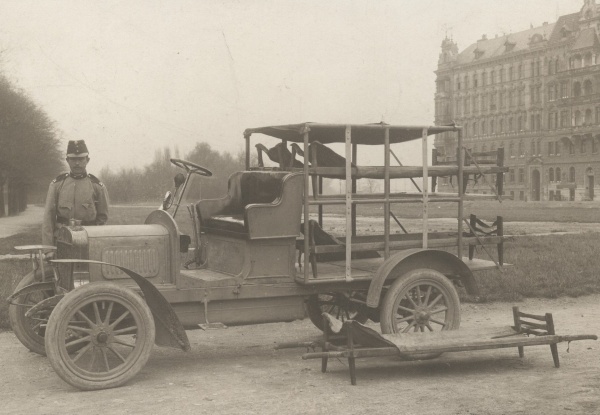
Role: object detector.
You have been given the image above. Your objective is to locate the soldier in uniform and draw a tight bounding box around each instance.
[42,140,109,247]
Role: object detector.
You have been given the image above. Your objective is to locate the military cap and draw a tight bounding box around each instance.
[66,140,89,157]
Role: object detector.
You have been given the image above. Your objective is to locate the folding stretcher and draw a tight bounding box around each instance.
[302,307,597,385]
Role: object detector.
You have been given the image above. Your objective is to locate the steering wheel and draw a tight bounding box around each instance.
[170,158,213,177]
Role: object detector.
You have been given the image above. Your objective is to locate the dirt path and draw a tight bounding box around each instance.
[0,206,43,239]
[1,295,598,415]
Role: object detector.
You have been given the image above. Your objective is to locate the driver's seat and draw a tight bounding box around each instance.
[196,171,303,240]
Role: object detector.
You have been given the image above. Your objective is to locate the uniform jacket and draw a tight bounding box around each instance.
[42,173,109,245]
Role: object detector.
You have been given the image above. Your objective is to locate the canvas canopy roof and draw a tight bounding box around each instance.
[244,122,459,145]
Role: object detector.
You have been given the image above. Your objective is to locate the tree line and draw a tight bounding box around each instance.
[99,142,246,204]
[0,70,251,213]
[0,75,63,217]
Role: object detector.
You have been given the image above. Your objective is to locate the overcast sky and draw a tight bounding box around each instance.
[0,0,583,173]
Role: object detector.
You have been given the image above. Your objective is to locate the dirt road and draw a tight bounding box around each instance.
[1,295,598,415]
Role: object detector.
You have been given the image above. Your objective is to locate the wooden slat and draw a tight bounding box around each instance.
[308,165,508,179]
[517,311,547,321]
[309,235,506,254]
[520,321,548,331]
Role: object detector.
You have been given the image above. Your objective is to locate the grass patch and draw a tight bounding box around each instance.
[470,233,600,302]
[0,226,41,255]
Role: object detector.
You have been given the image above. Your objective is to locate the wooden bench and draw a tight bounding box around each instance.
[302,307,597,385]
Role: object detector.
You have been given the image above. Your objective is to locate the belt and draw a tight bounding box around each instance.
[56,217,96,226]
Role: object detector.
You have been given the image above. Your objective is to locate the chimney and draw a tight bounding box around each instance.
[482,34,487,40]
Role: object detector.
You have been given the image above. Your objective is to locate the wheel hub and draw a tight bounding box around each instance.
[414,307,431,324]
[96,331,109,344]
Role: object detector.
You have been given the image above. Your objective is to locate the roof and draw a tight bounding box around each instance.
[571,27,600,50]
[244,123,459,145]
[548,12,580,43]
[456,23,555,65]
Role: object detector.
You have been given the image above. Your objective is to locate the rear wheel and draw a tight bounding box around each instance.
[380,269,460,359]
[306,292,369,332]
[45,282,155,390]
[9,271,55,355]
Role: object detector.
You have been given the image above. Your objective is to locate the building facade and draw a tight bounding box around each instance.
[434,0,600,201]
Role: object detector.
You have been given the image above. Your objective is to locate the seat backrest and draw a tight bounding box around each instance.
[239,171,287,207]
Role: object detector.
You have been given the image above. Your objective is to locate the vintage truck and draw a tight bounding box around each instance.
[8,122,508,390]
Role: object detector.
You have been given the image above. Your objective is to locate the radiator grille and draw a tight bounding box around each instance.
[101,247,160,279]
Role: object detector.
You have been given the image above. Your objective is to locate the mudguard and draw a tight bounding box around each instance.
[51,259,190,352]
[25,294,65,318]
[7,281,56,306]
[366,248,479,308]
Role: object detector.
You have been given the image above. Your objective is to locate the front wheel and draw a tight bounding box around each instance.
[380,269,460,358]
[45,282,155,390]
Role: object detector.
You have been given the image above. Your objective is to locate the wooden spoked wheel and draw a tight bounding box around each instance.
[306,292,369,333]
[380,269,460,358]
[9,271,55,356]
[45,282,155,390]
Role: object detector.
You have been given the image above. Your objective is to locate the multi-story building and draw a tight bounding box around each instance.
[434,0,600,201]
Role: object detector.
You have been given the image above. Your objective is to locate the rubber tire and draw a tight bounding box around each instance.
[45,282,155,390]
[306,292,369,333]
[9,270,54,356]
[379,269,460,359]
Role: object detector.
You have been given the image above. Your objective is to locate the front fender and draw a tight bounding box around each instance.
[51,259,190,351]
[366,249,478,308]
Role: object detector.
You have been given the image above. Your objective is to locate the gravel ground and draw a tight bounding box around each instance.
[1,295,598,415]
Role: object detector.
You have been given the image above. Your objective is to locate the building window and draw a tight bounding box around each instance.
[499,119,504,133]
[519,140,524,156]
[570,141,575,155]
[509,142,515,157]
[556,167,562,182]
[569,166,576,182]
[491,70,495,84]
[537,139,542,156]
[585,109,592,125]
[509,117,514,131]
[581,139,587,153]
[500,67,505,82]
[531,141,536,156]
[560,110,569,127]
[561,82,569,98]
[473,73,478,88]
[519,191,524,201]
[518,116,523,131]
[555,141,561,156]
[575,111,583,126]
[473,121,478,136]
[574,82,582,97]
[549,168,554,182]
[593,138,598,154]
[584,79,593,95]
[490,119,495,134]
[548,141,554,156]
[481,120,486,135]
[510,169,515,182]
[518,168,524,183]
